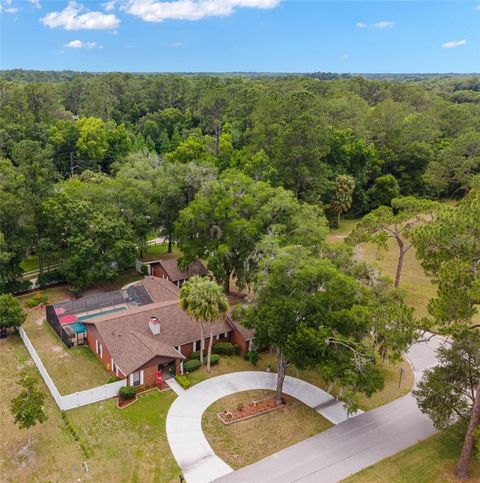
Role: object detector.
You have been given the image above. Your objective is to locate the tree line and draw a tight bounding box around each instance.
[1,72,479,293]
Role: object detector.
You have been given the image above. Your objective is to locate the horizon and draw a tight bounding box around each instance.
[2,68,479,75]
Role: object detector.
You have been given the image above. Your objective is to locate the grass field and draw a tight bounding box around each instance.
[0,335,179,482]
[202,390,333,469]
[326,217,479,324]
[326,218,435,318]
[343,425,480,483]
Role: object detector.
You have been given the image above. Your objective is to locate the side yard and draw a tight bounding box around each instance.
[18,286,111,394]
[0,335,180,482]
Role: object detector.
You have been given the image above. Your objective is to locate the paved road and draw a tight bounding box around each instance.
[215,334,446,483]
[166,372,362,483]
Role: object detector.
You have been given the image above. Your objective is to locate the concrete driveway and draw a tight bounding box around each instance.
[166,371,362,483]
[166,334,445,483]
[216,334,446,483]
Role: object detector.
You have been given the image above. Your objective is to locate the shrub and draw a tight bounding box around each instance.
[119,386,137,400]
[25,293,48,308]
[184,359,201,372]
[210,354,220,366]
[175,375,192,389]
[37,269,64,288]
[188,350,204,360]
[108,376,121,383]
[233,344,240,355]
[212,342,234,356]
[244,350,259,366]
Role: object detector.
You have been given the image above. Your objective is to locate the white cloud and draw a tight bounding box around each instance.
[172,41,184,47]
[442,39,466,49]
[41,1,120,30]
[357,20,394,29]
[0,1,17,13]
[30,0,41,8]
[102,0,116,11]
[65,39,98,48]
[121,0,280,22]
[475,4,480,11]
[340,54,349,59]
[372,20,394,29]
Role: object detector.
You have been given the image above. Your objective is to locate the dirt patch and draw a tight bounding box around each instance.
[13,439,36,468]
[34,318,44,327]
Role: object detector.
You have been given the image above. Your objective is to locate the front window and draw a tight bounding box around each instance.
[132,371,141,386]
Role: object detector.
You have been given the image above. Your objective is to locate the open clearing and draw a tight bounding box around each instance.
[202,389,333,470]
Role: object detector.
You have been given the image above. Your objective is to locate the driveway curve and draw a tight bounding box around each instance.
[166,334,445,483]
[166,371,362,483]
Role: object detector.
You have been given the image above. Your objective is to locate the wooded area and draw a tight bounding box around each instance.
[1,71,478,294]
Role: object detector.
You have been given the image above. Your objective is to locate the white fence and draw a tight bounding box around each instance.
[19,327,127,411]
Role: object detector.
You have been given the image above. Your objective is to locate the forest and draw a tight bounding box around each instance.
[1,71,479,294]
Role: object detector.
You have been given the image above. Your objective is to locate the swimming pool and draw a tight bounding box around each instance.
[66,307,127,333]
[67,322,87,333]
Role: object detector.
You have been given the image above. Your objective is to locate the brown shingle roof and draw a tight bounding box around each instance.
[151,259,209,282]
[82,277,233,374]
[137,276,180,302]
[226,316,255,341]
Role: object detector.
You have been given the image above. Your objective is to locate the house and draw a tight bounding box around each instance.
[147,258,209,287]
[81,277,254,388]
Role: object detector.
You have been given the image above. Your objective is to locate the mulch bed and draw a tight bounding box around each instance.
[117,396,138,409]
[217,396,287,425]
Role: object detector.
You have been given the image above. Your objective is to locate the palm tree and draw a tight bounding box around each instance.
[179,276,228,372]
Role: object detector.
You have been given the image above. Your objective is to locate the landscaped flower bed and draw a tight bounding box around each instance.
[217,396,287,425]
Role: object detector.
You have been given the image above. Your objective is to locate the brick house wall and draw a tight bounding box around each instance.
[136,355,180,386]
[179,331,233,358]
[151,264,173,283]
[86,329,182,387]
[230,329,249,353]
[86,326,124,378]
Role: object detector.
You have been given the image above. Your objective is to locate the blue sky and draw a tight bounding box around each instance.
[1,0,479,72]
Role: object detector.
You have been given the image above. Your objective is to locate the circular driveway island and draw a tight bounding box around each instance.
[166,370,360,483]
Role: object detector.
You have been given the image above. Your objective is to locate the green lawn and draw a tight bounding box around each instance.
[1,335,179,482]
[343,425,480,483]
[19,286,111,394]
[20,255,39,272]
[70,390,179,482]
[185,353,413,412]
[202,389,333,470]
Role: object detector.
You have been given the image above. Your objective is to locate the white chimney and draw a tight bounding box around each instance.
[149,316,160,335]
